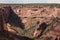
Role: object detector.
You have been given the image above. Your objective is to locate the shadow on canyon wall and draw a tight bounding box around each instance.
[7,6,25,29]
[0,30,34,40]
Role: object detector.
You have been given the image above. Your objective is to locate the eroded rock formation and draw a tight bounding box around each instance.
[0,5,60,40]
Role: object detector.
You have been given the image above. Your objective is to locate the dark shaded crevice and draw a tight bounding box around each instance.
[55,37,58,40]
[7,6,25,29]
[37,22,48,38]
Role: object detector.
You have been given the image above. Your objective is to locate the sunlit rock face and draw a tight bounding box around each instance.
[13,6,60,30]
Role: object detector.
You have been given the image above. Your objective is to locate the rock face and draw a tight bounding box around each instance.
[0,5,60,40]
[12,6,59,30]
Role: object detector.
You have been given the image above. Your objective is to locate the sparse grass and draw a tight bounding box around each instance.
[21,20,39,38]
